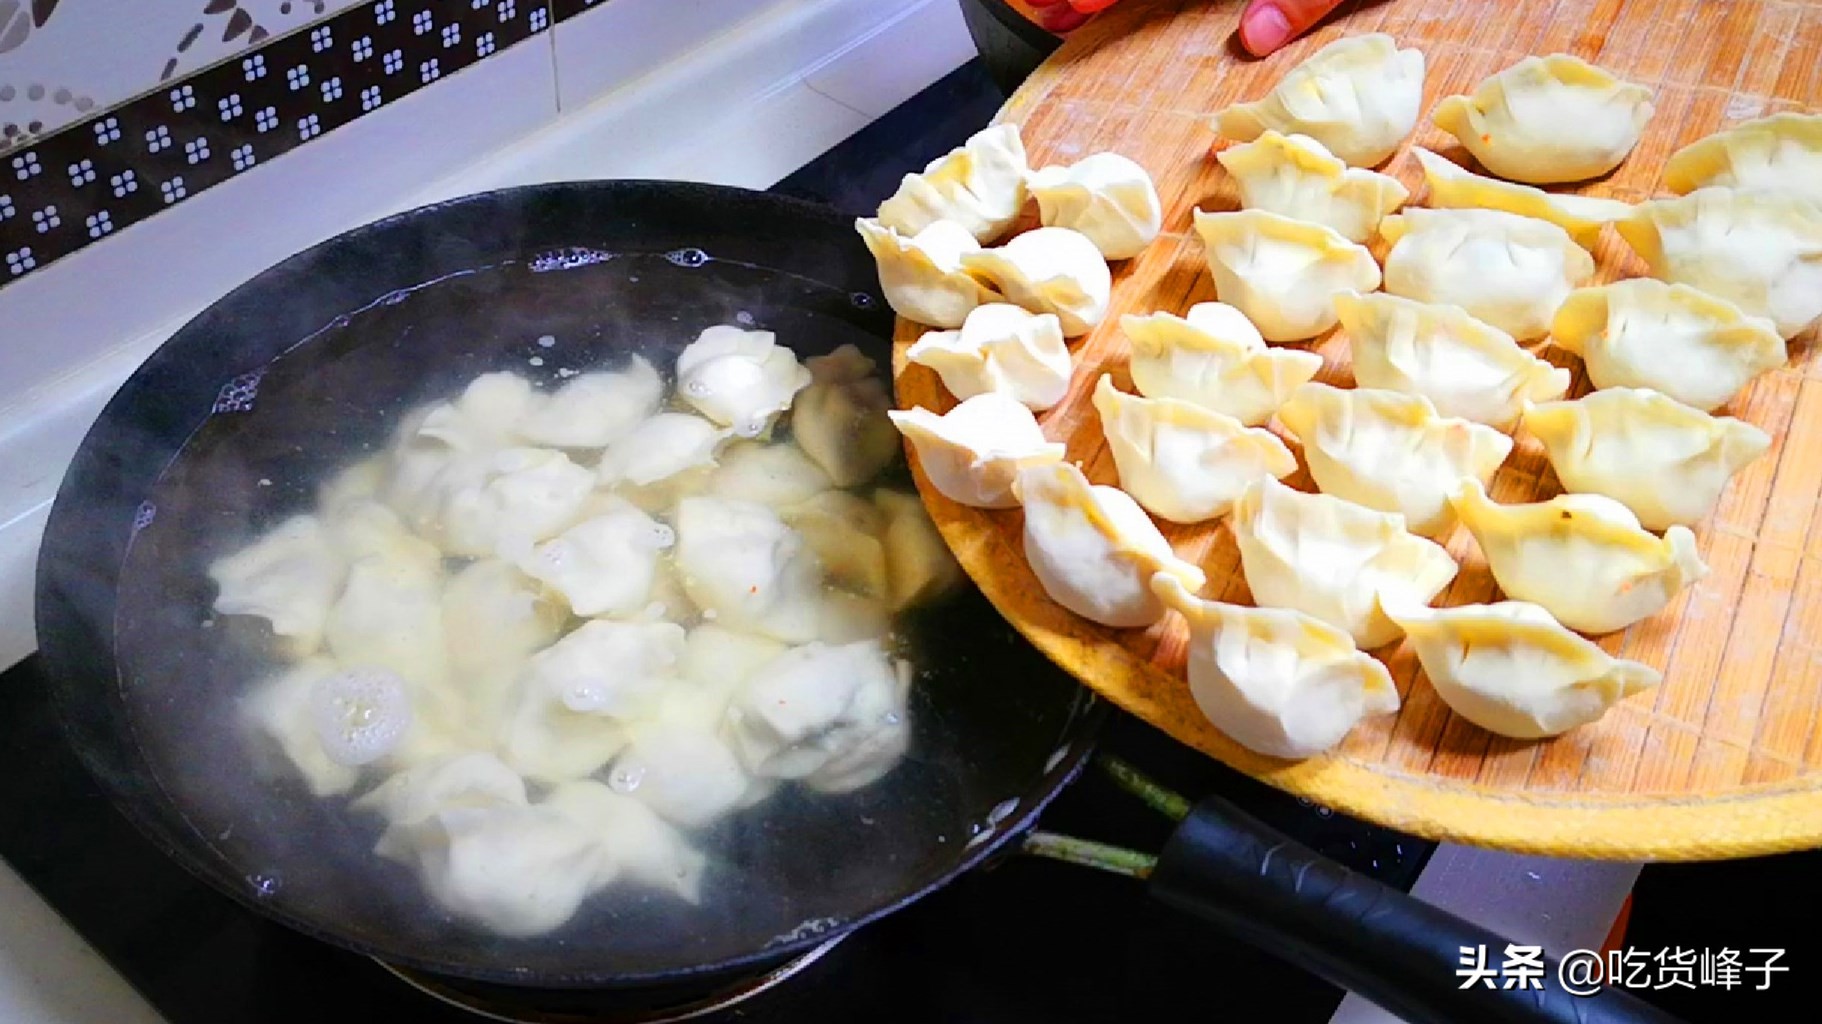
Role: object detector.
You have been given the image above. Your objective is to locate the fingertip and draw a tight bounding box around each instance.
[1239,3,1295,56]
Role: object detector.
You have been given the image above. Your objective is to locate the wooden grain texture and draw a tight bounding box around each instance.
[890,0,1822,859]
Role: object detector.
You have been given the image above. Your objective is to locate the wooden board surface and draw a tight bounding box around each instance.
[891,0,1822,859]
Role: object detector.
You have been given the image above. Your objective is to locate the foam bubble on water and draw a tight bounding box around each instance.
[536,334,556,348]
[310,668,413,767]
[529,356,544,367]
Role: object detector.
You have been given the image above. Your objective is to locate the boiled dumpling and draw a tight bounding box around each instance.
[405,446,595,558]
[1616,188,1822,339]
[856,217,997,329]
[1388,602,1660,739]
[543,780,707,902]
[793,345,907,488]
[888,393,1066,508]
[779,491,889,599]
[906,303,1072,410]
[1192,208,1381,342]
[1335,290,1570,429]
[1411,147,1631,249]
[1151,574,1399,759]
[209,515,344,655]
[242,657,361,797]
[413,372,540,452]
[873,488,964,612]
[1011,461,1207,628]
[1092,375,1297,524]
[1549,280,1785,412]
[515,356,663,449]
[959,227,1112,336]
[596,412,730,490]
[1522,387,1772,531]
[1025,152,1163,259]
[724,640,911,791]
[671,496,824,642]
[1664,112,1822,201]
[1432,54,1654,183]
[324,522,449,691]
[1216,131,1409,243]
[517,498,675,617]
[1277,383,1514,537]
[877,123,1029,243]
[676,623,789,720]
[674,326,811,437]
[704,440,832,508]
[441,559,565,717]
[1380,207,1595,340]
[1449,478,1708,634]
[1232,476,1458,648]
[609,716,752,829]
[319,457,386,516]
[502,620,686,782]
[1122,303,1323,426]
[1211,33,1424,167]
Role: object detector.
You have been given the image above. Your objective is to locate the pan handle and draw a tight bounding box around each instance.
[1148,796,1686,1024]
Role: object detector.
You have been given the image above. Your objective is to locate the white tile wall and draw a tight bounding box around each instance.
[548,0,784,110]
[803,0,974,117]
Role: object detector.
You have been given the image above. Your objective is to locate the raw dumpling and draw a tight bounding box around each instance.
[1549,280,1785,412]
[1388,602,1660,739]
[1122,303,1323,426]
[1232,476,1458,648]
[515,356,663,449]
[674,326,811,437]
[671,496,825,643]
[1192,208,1381,342]
[855,217,997,329]
[1216,131,1409,243]
[1411,147,1632,249]
[888,393,1066,508]
[1211,33,1424,167]
[1334,290,1570,429]
[1011,461,1207,628]
[877,123,1029,243]
[724,640,911,792]
[241,657,361,797]
[791,345,902,488]
[1664,112,1822,201]
[596,412,730,490]
[906,303,1072,410]
[959,227,1112,336]
[517,498,676,617]
[543,781,707,902]
[1449,479,1708,634]
[1092,375,1297,524]
[1432,54,1654,183]
[1616,188,1822,339]
[873,488,965,612]
[779,491,890,599]
[1380,208,1595,340]
[705,441,832,508]
[502,620,686,782]
[1025,152,1163,259]
[1277,383,1514,537]
[1522,387,1773,531]
[1151,574,1399,759]
[209,515,344,655]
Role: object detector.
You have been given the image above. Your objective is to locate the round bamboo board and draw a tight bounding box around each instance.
[892,0,1822,859]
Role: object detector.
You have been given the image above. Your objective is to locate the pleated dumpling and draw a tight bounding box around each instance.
[959,227,1112,336]
[1232,476,1459,649]
[1449,478,1709,634]
[877,123,1029,243]
[855,217,996,328]
[1522,387,1773,531]
[1011,462,1207,628]
[1380,207,1595,340]
[1616,188,1822,339]
[1335,290,1569,429]
[1026,152,1163,260]
[1092,375,1296,524]
[1549,279,1786,412]
[872,489,964,613]
[1211,33,1424,167]
[1192,208,1381,342]
[1664,112,1822,202]
[209,515,345,655]
[888,393,1066,508]
[1151,574,1399,760]
[791,345,901,488]
[1216,131,1409,243]
[1411,147,1631,250]
[906,303,1073,410]
[1387,602,1659,739]
[517,498,676,618]
[1277,383,1514,537]
[596,412,730,491]
[1122,302,1323,426]
[674,326,811,437]
[705,441,832,508]
[515,356,664,449]
[1432,54,1655,184]
[670,497,826,644]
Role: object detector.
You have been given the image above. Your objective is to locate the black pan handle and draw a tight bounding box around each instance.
[1148,797,1686,1024]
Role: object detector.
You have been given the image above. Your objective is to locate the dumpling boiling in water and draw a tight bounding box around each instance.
[1550,279,1786,412]
[873,489,964,612]
[610,716,753,830]
[515,356,663,449]
[724,640,911,792]
[1216,131,1409,243]
[596,412,730,491]
[1277,383,1514,537]
[674,326,811,437]
[1522,387,1772,531]
[1388,602,1660,739]
[1380,207,1595,340]
[502,620,687,782]
[856,217,997,329]
[1410,147,1631,250]
[779,491,890,599]
[906,303,1073,410]
[517,498,676,617]
[888,393,1066,508]
[1432,54,1655,184]
[1664,112,1822,202]
[704,441,832,508]
[209,515,345,655]
[442,559,565,716]
[876,123,1029,243]
[790,345,901,488]
[1211,33,1424,167]
[417,447,596,558]
[1151,574,1399,760]
[1449,479,1709,635]
[1025,152,1163,260]
[542,780,708,902]
[1011,461,1207,628]
[242,657,361,797]
[1092,375,1296,524]
[1122,303,1323,426]
[959,227,1112,337]
[1334,290,1569,429]
[1231,476,1458,649]
[1191,208,1380,342]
